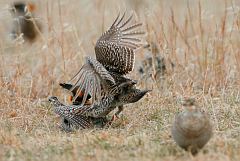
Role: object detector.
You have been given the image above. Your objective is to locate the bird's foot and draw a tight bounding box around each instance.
[107,114,119,126]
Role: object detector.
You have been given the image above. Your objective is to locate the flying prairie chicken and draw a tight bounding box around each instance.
[49,13,150,131]
[10,2,41,42]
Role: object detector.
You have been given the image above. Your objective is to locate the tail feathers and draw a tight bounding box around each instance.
[59,83,73,90]
[59,82,92,102]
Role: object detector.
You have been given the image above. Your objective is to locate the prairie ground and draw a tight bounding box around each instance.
[0,0,240,161]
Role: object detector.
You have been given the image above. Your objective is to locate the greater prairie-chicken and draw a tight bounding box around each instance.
[49,80,140,131]
[171,98,213,155]
[49,96,107,132]
[138,43,167,81]
[10,2,41,42]
[50,13,149,130]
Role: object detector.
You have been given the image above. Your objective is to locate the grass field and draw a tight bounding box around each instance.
[0,0,240,160]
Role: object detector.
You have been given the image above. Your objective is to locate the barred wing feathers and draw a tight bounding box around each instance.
[95,12,145,74]
[68,57,115,105]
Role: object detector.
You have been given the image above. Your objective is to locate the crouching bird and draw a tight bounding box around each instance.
[171,98,213,155]
[10,1,41,42]
[49,12,150,131]
[49,79,149,131]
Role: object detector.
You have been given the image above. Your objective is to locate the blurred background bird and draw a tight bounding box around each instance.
[137,42,175,91]
[171,98,213,155]
[138,43,167,86]
[9,1,41,42]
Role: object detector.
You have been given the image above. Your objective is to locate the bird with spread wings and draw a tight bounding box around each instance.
[49,12,150,131]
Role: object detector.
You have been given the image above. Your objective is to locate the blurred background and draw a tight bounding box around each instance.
[0,0,239,99]
[0,1,240,160]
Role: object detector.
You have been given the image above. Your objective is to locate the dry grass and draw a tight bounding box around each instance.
[0,0,240,160]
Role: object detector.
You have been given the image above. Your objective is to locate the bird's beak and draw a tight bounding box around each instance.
[48,96,57,103]
[144,89,152,93]
[132,80,138,85]
[143,89,152,97]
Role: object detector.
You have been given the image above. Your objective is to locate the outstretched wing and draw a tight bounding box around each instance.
[68,57,115,105]
[95,12,145,74]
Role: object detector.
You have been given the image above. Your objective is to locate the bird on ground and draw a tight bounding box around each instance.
[171,98,213,155]
[49,79,147,131]
[49,96,94,132]
[57,80,150,130]
[9,1,41,42]
[49,12,150,131]
[59,81,150,117]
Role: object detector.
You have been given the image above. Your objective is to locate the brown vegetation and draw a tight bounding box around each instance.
[0,0,239,160]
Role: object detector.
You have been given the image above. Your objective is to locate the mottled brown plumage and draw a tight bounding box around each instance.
[95,13,144,74]
[50,13,148,129]
[69,13,145,106]
[49,80,144,131]
[171,98,213,155]
[49,96,108,132]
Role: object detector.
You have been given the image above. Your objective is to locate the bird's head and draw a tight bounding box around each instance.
[10,2,36,15]
[48,96,63,107]
[118,88,151,104]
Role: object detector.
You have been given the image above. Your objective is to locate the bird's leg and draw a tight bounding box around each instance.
[92,80,135,118]
[107,114,117,126]
[115,105,124,118]
[108,105,124,125]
